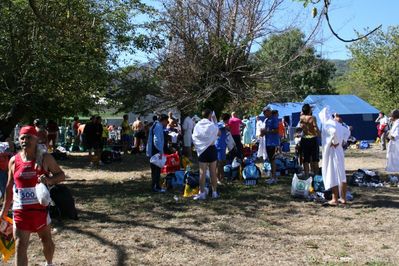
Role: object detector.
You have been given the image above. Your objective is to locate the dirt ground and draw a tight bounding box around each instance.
[6,144,399,266]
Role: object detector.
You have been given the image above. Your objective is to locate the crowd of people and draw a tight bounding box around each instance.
[0,106,398,264]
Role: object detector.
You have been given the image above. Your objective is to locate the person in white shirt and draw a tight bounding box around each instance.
[182,115,195,158]
[376,112,389,150]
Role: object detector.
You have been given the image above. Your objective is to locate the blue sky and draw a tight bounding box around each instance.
[124,0,399,64]
[317,0,399,59]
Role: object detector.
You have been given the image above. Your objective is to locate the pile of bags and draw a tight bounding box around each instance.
[272,155,300,176]
[349,169,383,187]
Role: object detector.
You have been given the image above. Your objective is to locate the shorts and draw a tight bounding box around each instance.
[217,148,226,161]
[300,137,319,163]
[198,145,217,163]
[134,131,145,139]
[266,146,276,160]
[13,209,51,233]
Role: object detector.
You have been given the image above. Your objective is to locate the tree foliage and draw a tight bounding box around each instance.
[348,26,399,113]
[254,29,336,102]
[0,0,159,139]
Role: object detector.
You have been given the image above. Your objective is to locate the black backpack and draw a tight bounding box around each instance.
[49,185,78,220]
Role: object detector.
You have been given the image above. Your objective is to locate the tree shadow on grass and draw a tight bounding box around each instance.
[58,153,150,173]
[61,224,129,266]
[59,172,399,264]
[349,187,399,209]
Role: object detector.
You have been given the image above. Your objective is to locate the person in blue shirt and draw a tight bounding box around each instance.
[261,107,280,184]
[146,114,169,192]
[215,113,230,182]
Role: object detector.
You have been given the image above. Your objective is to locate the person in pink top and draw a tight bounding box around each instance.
[228,112,243,158]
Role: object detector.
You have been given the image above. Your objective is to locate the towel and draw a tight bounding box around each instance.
[192,119,219,156]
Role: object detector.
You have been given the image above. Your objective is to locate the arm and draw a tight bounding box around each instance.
[40,154,66,185]
[0,157,15,218]
[312,116,320,136]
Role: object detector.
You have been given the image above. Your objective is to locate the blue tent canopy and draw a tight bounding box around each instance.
[304,95,380,140]
[304,95,380,115]
[259,102,303,119]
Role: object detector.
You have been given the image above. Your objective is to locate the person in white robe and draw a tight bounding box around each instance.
[256,116,267,160]
[192,109,220,200]
[386,109,399,173]
[319,108,350,206]
[182,115,195,158]
[242,116,253,145]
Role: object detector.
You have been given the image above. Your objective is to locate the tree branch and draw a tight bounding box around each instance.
[323,0,381,43]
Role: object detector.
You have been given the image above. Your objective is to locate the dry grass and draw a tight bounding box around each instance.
[7,145,399,266]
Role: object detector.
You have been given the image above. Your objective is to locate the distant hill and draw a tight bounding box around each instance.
[329,59,350,77]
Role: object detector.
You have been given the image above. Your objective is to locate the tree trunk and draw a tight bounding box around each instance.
[0,104,25,141]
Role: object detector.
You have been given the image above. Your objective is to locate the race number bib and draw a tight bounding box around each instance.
[13,186,39,209]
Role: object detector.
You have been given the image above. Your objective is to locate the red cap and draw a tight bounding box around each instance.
[19,126,38,137]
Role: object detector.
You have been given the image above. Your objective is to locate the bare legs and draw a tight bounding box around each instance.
[199,161,217,194]
[14,225,54,266]
[328,182,347,205]
[304,161,319,177]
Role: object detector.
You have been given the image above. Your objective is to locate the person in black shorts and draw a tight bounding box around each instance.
[192,109,220,200]
[83,116,103,167]
[299,104,320,177]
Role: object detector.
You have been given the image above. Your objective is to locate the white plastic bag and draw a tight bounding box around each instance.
[150,153,166,168]
[291,174,312,198]
[226,132,236,151]
[231,157,241,168]
[35,182,51,206]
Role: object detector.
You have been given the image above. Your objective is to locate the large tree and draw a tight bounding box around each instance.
[348,26,399,113]
[254,29,336,102]
[0,0,159,140]
[154,0,287,116]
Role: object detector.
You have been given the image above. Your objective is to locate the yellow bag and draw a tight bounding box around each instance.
[375,137,380,144]
[183,184,199,198]
[0,217,15,262]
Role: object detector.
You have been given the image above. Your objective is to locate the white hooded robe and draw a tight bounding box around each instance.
[319,108,350,190]
[256,120,267,160]
[386,119,399,172]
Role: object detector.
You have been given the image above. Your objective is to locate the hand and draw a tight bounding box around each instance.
[331,143,339,148]
[39,174,51,185]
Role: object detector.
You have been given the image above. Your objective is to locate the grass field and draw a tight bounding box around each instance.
[7,145,399,266]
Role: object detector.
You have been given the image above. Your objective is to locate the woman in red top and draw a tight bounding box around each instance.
[228,112,244,158]
[0,126,65,266]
